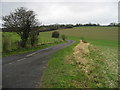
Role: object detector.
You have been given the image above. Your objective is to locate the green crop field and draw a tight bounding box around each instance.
[40,26,118,47]
[41,26,118,88]
[58,26,118,41]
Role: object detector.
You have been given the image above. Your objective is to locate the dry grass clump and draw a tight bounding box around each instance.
[74,41,104,87]
[73,40,90,65]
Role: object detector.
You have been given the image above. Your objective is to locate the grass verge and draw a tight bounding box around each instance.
[3,41,67,57]
[41,36,118,88]
[41,42,78,88]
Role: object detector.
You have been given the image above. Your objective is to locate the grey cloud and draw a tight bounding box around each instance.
[0,1,118,26]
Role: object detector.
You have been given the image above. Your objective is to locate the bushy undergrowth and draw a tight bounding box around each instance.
[2,32,64,57]
[2,34,11,52]
[52,31,60,38]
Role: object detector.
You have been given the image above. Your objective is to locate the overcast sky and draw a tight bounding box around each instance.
[0,0,119,27]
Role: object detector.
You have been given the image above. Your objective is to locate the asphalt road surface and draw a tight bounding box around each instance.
[2,40,76,88]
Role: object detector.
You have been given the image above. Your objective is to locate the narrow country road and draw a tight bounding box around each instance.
[2,40,76,88]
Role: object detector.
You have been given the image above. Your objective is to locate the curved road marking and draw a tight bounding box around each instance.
[26,53,36,57]
[17,58,26,62]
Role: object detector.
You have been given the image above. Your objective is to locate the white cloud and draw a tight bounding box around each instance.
[25,2,118,25]
[1,1,118,25]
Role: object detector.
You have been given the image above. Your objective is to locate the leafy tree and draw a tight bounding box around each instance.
[108,23,118,26]
[2,7,39,48]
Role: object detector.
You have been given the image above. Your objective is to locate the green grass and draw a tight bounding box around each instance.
[41,42,78,88]
[41,26,118,88]
[2,31,65,57]
[2,32,21,50]
[3,41,67,57]
[58,26,118,48]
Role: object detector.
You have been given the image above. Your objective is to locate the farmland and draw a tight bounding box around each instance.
[41,26,118,88]
[2,26,118,88]
[58,26,118,41]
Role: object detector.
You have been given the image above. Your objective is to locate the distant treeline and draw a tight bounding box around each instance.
[108,23,120,27]
[2,23,119,32]
[1,24,74,32]
[75,23,119,27]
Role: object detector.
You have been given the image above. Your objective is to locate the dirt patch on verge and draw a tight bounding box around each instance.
[73,40,91,65]
[64,40,118,88]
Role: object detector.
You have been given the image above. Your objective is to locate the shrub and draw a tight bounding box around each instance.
[52,31,60,38]
[2,34,11,52]
[61,34,66,41]
[29,31,39,47]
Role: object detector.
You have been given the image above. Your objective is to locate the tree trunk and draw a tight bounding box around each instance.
[21,39,27,48]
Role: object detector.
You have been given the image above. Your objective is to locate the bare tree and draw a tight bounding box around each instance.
[2,7,39,48]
